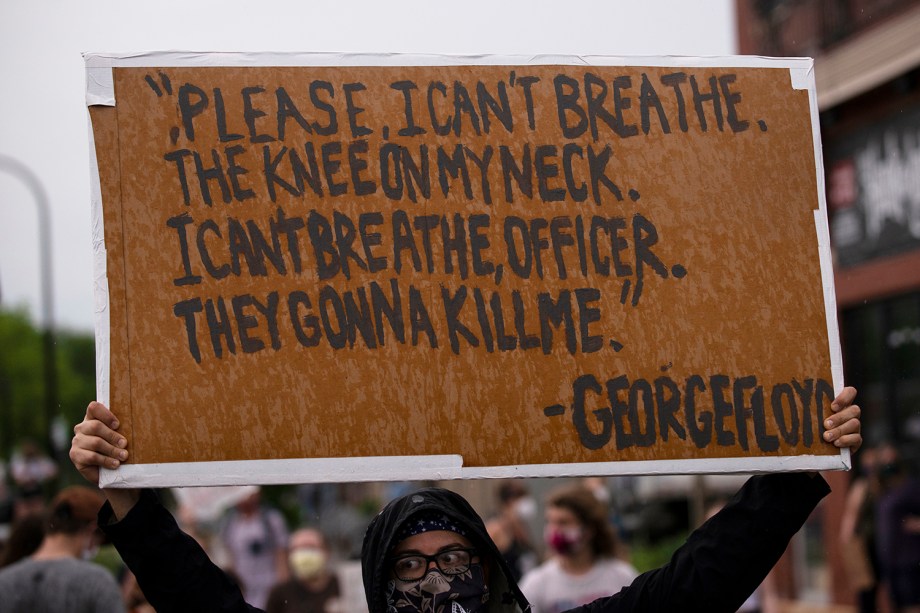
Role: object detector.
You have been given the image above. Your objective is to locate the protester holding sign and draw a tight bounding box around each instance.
[70,387,860,613]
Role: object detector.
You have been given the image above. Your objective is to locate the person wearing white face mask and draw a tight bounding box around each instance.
[519,485,638,613]
[0,485,125,612]
[265,528,341,613]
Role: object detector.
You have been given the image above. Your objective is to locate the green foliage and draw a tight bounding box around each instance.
[0,308,45,458]
[628,531,689,573]
[55,329,96,439]
[90,544,125,578]
[0,308,95,475]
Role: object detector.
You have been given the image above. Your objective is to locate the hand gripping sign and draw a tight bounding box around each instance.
[85,52,846,487]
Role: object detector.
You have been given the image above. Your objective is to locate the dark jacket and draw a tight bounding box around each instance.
[100,472,829,613]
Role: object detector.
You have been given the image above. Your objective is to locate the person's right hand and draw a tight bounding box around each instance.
[70,401,129,486]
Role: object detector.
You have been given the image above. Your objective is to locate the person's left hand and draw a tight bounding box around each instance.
[822,386,861,453]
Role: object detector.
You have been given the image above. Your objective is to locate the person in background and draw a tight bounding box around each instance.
[519,484,638,613]
[266,527,341,613]
[485,480,538,582]
[0,485,125,612]
[10,438,58,491]
[8,439,59,524]
[221,487,290,609]
[873,445,920,613]
[10,483,47,522]
[839,445,885,612]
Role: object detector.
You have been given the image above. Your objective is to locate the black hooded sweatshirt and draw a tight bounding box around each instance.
[100,472,829,613]
[361,486,532,612]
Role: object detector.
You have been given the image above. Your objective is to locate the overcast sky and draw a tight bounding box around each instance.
[0,0,736,333]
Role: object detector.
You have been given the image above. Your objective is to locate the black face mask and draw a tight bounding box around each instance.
[386,563,489,613]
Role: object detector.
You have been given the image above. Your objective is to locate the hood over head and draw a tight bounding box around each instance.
[362,487,531,613]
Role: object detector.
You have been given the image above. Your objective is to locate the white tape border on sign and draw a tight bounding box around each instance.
[793,60,851,473]
[86,111,110,408]
[796,62,846,396]
[100,452,848,488]
[84,52,816,108]
[100,456,465,488]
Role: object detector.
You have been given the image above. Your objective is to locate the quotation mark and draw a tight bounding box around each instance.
[144,71,173,97]
[145,72,180,145]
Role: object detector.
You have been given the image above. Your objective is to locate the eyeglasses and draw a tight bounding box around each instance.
[391,548,477,581]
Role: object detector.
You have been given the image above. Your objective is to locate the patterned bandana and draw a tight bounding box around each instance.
[386,562,489,613]
[395,512,468,542]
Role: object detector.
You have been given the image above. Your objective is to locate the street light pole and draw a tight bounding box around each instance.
[0,153,58,456]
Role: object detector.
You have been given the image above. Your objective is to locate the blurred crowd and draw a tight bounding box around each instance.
[839,444,920,613]
[1,436,919,612]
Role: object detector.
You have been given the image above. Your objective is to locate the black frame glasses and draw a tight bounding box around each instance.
[390,547,478,581]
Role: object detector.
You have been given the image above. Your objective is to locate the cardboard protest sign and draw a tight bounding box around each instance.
[85,53,846,487]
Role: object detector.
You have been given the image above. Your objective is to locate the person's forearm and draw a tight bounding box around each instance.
[667,473,829,609]
[104,487,141,521]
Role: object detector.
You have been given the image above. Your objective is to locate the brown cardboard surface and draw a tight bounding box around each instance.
[89,62,838,472]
